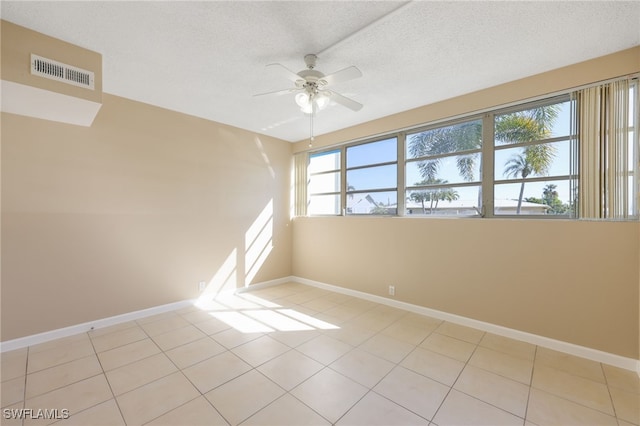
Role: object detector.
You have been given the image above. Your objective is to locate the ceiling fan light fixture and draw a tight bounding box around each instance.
[300,103,313,115]
[295,90,330,114]
[315,92,330,110]
[294,92,310,109]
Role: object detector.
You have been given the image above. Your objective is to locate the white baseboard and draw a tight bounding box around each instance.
[237,276,296,293]
[3,275,638,377]
[0,276,295,353]
[291,276,640,374]
[0,299,194,353]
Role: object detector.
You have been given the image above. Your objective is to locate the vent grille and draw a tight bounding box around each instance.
[30,54,95,90]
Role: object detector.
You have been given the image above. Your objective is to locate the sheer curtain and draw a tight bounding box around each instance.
[575,78,637,219]
[293,152,308,217]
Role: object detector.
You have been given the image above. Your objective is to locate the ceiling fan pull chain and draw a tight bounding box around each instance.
[309,105,314,147]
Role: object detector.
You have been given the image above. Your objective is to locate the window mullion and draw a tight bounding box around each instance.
[482,113,495,218]
[340,146,346,216]
[397,132,406,216]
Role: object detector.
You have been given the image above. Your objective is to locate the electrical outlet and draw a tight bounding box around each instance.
[199,281,206,292]
[388,285,395,296]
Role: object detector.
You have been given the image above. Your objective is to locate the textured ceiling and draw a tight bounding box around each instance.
[2,1,639,142]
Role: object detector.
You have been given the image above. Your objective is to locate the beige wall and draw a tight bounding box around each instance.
[292,47,640,359]
[293,46,640,152]
[1,94,292,341]
[2,18,639,363]
[293,217,638,358]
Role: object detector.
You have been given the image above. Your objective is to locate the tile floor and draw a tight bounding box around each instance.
[1,282,638,425]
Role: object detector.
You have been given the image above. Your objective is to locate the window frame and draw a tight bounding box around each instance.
[405,116,484,218]
[307,149,342,216]
[344,136,399,216]
[490,94,575,219]
[305,83,638,221]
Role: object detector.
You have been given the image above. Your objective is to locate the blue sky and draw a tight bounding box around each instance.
[343,101,574,206]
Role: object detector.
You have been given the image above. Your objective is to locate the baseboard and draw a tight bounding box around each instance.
[3,275,638,377]
[0,276,295,353]
[0,299,194,353]
[291,276,640,374]
[237,275,296,293]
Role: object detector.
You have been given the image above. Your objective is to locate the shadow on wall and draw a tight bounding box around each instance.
[195,199,274,306]
[196,136,280,306]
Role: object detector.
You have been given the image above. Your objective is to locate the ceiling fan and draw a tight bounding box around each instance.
[255,54,363,114]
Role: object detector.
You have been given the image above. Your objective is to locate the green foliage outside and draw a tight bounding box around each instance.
[407,104,564,215]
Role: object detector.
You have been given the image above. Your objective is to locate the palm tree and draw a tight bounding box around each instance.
[408,105,560,214]
[434,187,460,210]
[503,144,556,213]
[409,189,431,214]
[408,121,482,183]
[498,105,560,214]
[409,178,459,214]
[495,106,559,143]
[408,121,482,208]
[347,184,356,200]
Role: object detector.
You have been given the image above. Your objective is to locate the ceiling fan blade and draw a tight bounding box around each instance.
[253,87,299,97]
[266,63,303,84]
[328,90,363,112]
[322,66,362,86]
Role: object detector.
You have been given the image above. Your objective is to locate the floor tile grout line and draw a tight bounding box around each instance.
[331,389,378,425]
[529,387,623,424]
[528,365,622,419]
[91,335,149,355]
[444,334,534,424]
[523,344,539,424]
[22,337,122,424]
[140,394,222,426]
[230,367,298,424]
[170,354,233,423]
[99,320,192,424]
[341,330,430,421]
[10,283,636,426]
[324,324,443,424]
[95,325,164,373]
[24,351,102,380]
[19,346,29,426]
[86,327,127,426]
[281,386,334,425]
[429,333,482,424]
[23,371,107,404]
[193,285,633,424]
[22,342,109,401]
[367,388,434,424]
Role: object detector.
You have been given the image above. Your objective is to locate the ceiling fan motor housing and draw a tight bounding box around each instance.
[304,53,318,69]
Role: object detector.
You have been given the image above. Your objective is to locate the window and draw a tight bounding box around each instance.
[406,119,482,216]
[493,97,574,216]
[308,150,341,215]
[303,77,638,220]
[346,137,397,215]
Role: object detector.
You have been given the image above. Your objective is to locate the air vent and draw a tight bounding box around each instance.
[30,54,95,90]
